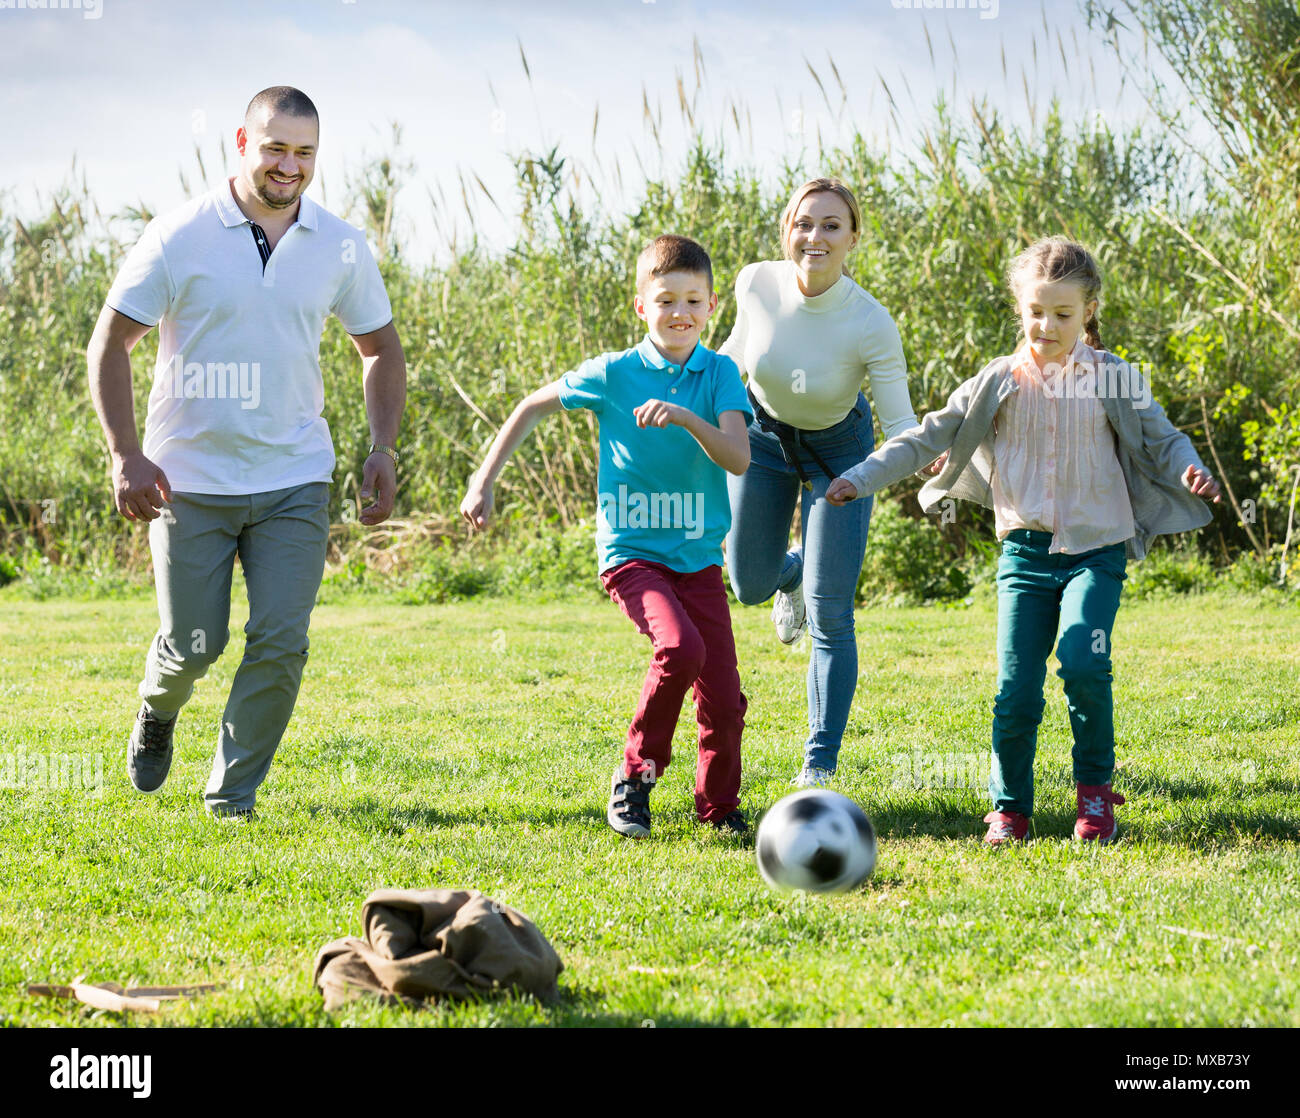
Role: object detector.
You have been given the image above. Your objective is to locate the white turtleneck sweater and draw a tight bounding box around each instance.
[718,260,918,438]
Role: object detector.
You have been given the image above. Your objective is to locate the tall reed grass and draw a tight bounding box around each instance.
[2,6,1296,590]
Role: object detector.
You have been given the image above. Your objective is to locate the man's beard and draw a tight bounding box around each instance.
[256,176,302,209]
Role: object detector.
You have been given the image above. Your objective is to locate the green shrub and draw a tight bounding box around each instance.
[3,558,147,601]
[316,521,602,605]
[1218,547,1300,597]
[857,497,971,604]
[1126,546,1221,598]
[498,519,603,599]
[396,543,500,604]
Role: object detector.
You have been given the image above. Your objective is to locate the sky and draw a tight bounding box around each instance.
[2,0,1173,262]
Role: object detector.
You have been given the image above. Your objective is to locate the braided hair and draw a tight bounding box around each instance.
[1007,236,1103,348]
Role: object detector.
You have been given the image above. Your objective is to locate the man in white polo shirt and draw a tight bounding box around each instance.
[86,86,405,818]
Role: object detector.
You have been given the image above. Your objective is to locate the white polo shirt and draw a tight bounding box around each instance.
[106,179,393,495]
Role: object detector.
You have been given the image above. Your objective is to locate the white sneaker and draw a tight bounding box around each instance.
[772,582,807,644]
[791,764,834,788]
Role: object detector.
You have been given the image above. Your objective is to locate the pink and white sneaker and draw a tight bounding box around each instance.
[1074,783,1125,844]
[982,810,1029,846]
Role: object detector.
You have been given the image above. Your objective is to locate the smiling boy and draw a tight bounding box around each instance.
[460,235,753,837]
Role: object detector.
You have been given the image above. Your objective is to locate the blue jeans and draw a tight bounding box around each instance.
[991,530,1127,815]
[726,395,874,770]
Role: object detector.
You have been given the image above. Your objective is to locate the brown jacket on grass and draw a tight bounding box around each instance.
[314,888,563,1010]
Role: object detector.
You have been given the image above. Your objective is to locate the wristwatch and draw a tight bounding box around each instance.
[369,442,399,464]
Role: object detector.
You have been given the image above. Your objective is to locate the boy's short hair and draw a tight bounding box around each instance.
[636,235,713,293]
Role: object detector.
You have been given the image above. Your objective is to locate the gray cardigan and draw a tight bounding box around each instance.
[838,352,1213,560]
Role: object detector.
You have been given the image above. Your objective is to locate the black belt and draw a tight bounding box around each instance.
[748,387,840,490]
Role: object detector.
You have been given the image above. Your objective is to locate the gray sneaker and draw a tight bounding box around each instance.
[127,705,176,794]
[607,762,655,839]
[791,763,834,788]
[209,805,257,822]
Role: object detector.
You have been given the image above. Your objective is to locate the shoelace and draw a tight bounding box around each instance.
[138,714,172,753]
[1082,795,1107,817]
[985,812,1022,840]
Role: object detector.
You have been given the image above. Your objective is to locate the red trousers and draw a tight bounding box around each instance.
[600,560,746,823]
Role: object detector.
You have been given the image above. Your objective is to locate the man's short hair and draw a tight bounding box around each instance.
[245,86,319,130]
[636,235,713,292]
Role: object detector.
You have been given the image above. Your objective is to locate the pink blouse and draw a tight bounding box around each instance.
[991,341,1135,554]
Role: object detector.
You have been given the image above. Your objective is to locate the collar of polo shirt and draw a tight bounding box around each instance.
[636,335,709,374]
[214,178,320,233]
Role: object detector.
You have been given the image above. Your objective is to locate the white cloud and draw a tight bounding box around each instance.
[3,0,1163,263]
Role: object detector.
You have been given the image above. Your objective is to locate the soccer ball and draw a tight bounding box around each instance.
[756,790,877,893]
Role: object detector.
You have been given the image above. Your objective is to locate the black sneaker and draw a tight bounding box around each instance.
[608,762,654,839]
[209,805,257,822]
[710,809,750,836]
[127,705,176,794]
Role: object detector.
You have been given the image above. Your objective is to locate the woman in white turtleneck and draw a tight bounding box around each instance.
[720,177,919,786]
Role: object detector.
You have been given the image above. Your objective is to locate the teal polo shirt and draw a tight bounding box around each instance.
[557,336,752,574]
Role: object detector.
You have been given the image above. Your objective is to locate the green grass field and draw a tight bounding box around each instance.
[1,585,1297,1027]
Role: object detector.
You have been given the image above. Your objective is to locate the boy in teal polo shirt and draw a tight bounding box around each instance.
[461,235,753,838]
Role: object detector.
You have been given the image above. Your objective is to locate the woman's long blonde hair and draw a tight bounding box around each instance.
[1007,236,1104,348]
[780,177,862,276]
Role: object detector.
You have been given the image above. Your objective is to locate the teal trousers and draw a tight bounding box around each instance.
[140,482,330,812]
[990,529,1127,816]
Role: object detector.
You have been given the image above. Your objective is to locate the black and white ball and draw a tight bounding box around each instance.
[756,790,877,893]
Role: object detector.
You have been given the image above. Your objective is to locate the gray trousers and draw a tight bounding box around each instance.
[140,482,330,811]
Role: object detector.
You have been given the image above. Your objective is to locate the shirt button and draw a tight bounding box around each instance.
[670,388,677,394]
